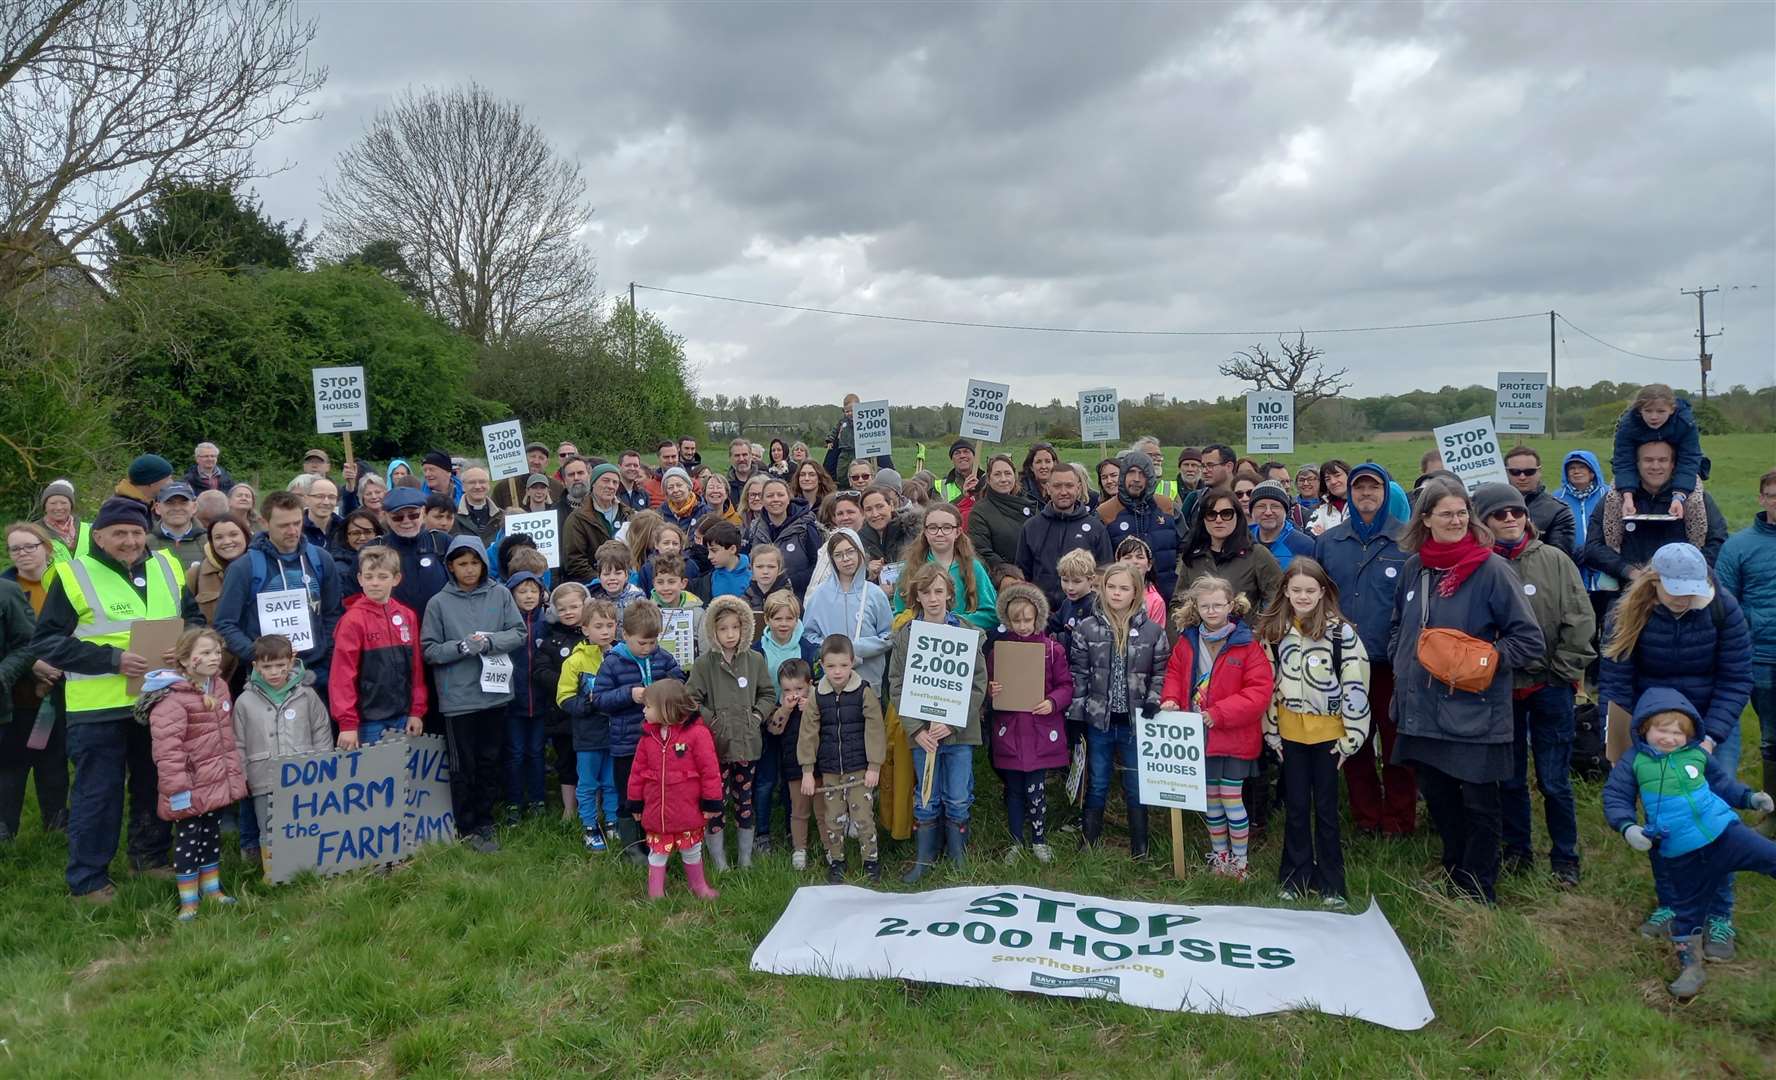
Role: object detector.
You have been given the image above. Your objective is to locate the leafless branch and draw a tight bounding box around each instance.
[1218,332,1351,416]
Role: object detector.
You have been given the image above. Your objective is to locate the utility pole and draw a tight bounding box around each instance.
[629,282,638,365]
[1547,310,1558,436]
[1680,286,1718,400]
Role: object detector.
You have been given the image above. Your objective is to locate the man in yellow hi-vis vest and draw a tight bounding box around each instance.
[32,497,185,902]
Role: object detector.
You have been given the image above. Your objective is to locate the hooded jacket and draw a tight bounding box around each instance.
[1176,538,1282,618]
[1599,587,1752,745]
[1717,511,1776,665]
[1492,534,1595,688]
[146,672,248,819]
[1161,619,1275,759]
[1612,396,1703,496]
[1311,463,1407,661]
[504,571,550,719]
[755,618,819,695]
[685,597,776,762]
[590,641,686,758]
[1250,518,1314,573]
[1100,450,1182,599]
[1602,687,1756,858]
[1065,607,1171,731]
[534,612,584,737]
[987,584,1075,772]
[627,711,723,837]
[692,553,752,603]
[234,659,332,793]
[1581,484,1728,582]
[212,533,344,671]
[329,590,427,732]
[968,484,1038,573]
[557,638,611,751]
[1553,450,1610,590]
[888,612,988,745]
[419,536,526,717]
[799,668,887,776]
[801,554,895,687]
[1016,498,1114,610]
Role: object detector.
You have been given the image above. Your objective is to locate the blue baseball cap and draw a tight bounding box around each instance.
[1650,543,1711,598]
[382,487,427,513]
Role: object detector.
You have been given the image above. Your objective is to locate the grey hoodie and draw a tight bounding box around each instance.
[420,535,525,716]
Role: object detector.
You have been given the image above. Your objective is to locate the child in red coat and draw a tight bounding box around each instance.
[1161,575,1275,880]
[627,679,723,900]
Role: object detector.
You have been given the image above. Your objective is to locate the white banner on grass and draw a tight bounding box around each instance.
[752,884,1434,1031]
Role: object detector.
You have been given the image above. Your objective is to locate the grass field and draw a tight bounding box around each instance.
[1,711,1771,1077]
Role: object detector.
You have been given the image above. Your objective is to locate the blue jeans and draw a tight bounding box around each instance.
[1084,719,1140,811]
[1501,684,1580,868]
[575,750,616,827]
[1651,720,1744,922]
[1662,823,1776,939]
[1753,663,1776,768]
[238,797,260,850]
[360,716,404,745]
[504,709,546,808]
[910,743,974,824]
[754,730,787,837]
[64,720,172,894]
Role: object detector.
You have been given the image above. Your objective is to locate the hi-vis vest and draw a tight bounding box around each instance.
[47,521,92,564]
[61,551,185,715]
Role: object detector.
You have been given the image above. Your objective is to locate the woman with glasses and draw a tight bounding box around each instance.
[332,510,384,598]
[1,522,68,838]
[1177,486,1282,615]
[1389,476,1544,905]
[1232,477,1258,516]
[890,503,997,632]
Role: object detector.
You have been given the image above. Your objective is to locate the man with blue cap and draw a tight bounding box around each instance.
[368,486,452,617]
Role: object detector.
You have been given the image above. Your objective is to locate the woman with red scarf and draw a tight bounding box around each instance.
[1387,476,1544,904]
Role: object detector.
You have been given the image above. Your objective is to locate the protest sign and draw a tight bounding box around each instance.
[504,510,560,568]
[479,651,513,693]
[1433,416,1510,492]
[401,734,456,849]
[264,740,408,883]
[960,379,1011,443]
[1135,710,1207,812]
[853,399,893,459]
[256,589,314,652]
[898,621,980,728]
[752,884,1434,1031]
[311,366,368,434]
[1077,387,1119,444]
[1495,371,1548,435]
[125,617,184,696]
[991,640,1046,712]
[481,419,527,481]
[1245,391,1295,455]
[659,608,698,665]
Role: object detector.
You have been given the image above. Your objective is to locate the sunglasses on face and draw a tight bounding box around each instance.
[1488,507,1527,522]
[389,510,421,522]
[1204,508,1238,522]
[1507,467,1539,478]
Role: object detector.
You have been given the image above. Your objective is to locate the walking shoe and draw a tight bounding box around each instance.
[1638,907,1675,939]
[826,858,847,884]
[1002,845,1024,865]
[469,830,500,854]
[500,806,521,829]
[754,834,774,856]
[1227,856,1250,883]
[791,849,807,871]
[74,884,117,905]
[1551,863,1581,889]
[1322,894,1348,910]
[1031,843,1055,864]
[865,858,882,884]
[1500,851,1534,878]
[583,826,606,853]
[1703,918,1737,962]
[1669,934,1707,1000]
[1277,887,1300,901]
[1205,850,1232,876]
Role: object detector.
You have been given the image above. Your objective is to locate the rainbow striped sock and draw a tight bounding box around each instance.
[177,872,200,920]
[1223,792,1250,865]
[1203,803,1229,854]
[199,864,235,905]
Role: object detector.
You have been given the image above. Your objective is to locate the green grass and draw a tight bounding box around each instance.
[2,713,1772,1077]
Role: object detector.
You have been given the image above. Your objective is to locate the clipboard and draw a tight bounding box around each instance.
[992,640,1046,711]
[126,617,186,695]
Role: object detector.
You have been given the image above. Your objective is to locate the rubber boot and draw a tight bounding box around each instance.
[1082,808,1104,848]
[617,818,647,866]
[737,826,755,869]
[944,820,968,866]
[646,862,667,900]
[901,821,941,884]
[826,858,847,884]
[1128,805,1149,860]
[706,829,729,873]
[684,857,720,899]
[1669,934,1707,1000]
[865,859,882,883]
[1758,765,1776,839]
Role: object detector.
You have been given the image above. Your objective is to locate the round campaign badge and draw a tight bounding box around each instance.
[421,557,434,566]
[1385,567,1398,578]
[737,676,749,688]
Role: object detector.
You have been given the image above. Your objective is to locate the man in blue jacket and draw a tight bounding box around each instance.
[213,490,343,686]
[1314,463,1414,835]
[1717,467,1776,834]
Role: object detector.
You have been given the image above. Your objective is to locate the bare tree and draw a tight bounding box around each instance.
[322,83,598,346]
[1219,332,1351,416]
[0,0,324,294]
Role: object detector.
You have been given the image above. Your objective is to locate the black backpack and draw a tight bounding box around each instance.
[1570,699,1607,781]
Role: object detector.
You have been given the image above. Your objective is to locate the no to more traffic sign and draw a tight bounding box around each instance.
[1245,391,1294,455]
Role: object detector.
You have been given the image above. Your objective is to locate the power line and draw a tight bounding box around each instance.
[1555,314,1690,363]
[633,283,1548,338]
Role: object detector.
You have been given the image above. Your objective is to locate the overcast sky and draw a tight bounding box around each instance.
[257,1,1775,406]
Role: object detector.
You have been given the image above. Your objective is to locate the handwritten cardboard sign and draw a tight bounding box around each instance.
[263,741,408,883]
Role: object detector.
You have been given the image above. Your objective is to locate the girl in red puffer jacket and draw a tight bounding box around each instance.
[1160,576,1275,881]
[627,679,724,900]
[146,628,249,920]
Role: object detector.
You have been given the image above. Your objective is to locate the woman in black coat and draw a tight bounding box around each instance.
[968,454,1037,574]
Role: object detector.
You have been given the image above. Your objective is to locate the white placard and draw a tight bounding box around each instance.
[960,379,1011,443]
[479,651,513,693]
[504,510,559,569]
[853,399,893,459]
[659,608,698,665]
[1135,710,1208,812]
[256,588,314,651]
[1078,388,1120,444]
[311,366,368,434]
[1495,371,1548,435]
[1433,416,1510,493]
[897,620,980,728]
[481,419,527,481]
[752,884,1435,1031]
[1245,391,1295,455]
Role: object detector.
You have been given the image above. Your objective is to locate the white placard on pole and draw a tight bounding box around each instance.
[1135,710,1208,812]
[311,366,368,434]
[481,420,527,481]
[256,589,314,652]
[1245,391,1295,455]
[853,399,893,459]
[896,620,980,728]
[1433,416,1510,492]
[959,380,1011,443]
[1077,387,1120,444]
[504,510,560,568]
[1495,371,1548,436]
